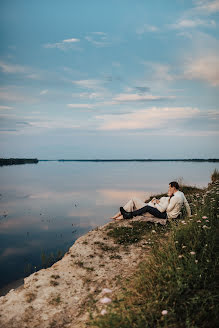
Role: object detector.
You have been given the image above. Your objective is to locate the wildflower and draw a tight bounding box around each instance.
[175,241,178,243]
[161,310,168,315]
[102,288,112,294]
[182,245,187,249]
[178,255,183,258]
[197,220,201,223]
[190,251,196,255]
[195,260,198,263]
[101,309,107,315]
[152,230,156,233]
[202,216,208,219]
[202,225,210,229]
[100,297,112,304]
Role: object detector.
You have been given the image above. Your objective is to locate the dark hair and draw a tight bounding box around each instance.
[169,181,179,190]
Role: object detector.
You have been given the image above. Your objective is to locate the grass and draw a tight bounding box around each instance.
[107,221,170,245]
[90,179,219,328]
[211,168,219,183]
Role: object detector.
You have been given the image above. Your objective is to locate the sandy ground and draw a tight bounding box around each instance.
[0,214,166,328]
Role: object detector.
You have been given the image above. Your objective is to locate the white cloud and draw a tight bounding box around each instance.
[142,62,174,82]
[0,60,27,74]
[136,24,159,35]
[184,54,219,86]
[96,107,199,130]
[194,0,219,13]
[44,37,80,51]
[112,93,175,102]
[0,60,42,80]
[63,38,79,43]
[40,89,48,95]
[0,88,37,103]
[0,105,14,110]
[85,32,111,47]
[78,92,105,99]
[171,18,216,29]
[67,103,94,109]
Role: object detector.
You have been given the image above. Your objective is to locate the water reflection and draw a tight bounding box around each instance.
[0,161,219,288]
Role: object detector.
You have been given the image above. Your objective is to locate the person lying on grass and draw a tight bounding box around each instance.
[110,181,191,221]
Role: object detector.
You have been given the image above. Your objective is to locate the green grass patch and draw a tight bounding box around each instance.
[91,180,219,328]
[107,221,169,245]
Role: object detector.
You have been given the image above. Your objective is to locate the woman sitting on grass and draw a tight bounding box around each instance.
[110,191,172,221]
[110,181,191,221]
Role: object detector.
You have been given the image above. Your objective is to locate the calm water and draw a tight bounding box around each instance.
[0,161,219,288]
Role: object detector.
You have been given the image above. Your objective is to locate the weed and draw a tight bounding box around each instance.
[91,179,219,328]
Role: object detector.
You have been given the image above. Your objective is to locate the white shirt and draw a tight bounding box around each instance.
[166,190,191,219]
[148,196,170,213]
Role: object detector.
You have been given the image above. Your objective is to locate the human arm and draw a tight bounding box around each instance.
[155,197,169,213]
[166,195,178,213]
[183,195,191,217]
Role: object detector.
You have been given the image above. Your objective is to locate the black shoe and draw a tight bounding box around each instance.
[120,207,133,220]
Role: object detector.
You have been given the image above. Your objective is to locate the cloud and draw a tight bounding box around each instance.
[43,37,80,51]
[142,62,174,82]
[96,107,200,131]
[85,32,110,47]
[78,92,105,99]
[0,88,37,103]
[112,93,175,102]
[136,24,159,35]
[0,60,27,74]
[171,18,216,29]
[0,60,43,80]
[71,79,109,94]
[40,89,48,95]
[63,38,79,43]
[0,105,14,110]
[0,115,33,132]
[194,0,219,13]
[184,54,219,86]
[67,103,94,109]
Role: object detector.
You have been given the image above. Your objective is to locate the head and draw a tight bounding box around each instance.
[168,181,179,196]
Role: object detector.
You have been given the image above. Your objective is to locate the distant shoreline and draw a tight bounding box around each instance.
[0,158,38,166]
[0,158,219,166]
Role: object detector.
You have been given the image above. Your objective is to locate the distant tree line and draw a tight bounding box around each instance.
[0,158,38,166]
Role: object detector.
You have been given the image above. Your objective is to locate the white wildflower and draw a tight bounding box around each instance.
[101,309,107,315]
[161,310,168,315]
[100,297,112,304]
[102,288,112,294]
[190,251,196,255]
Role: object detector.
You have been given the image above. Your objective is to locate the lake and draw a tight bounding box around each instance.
[0,161,219,290]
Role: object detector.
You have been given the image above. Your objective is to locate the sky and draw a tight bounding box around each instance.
[0,0,219,159]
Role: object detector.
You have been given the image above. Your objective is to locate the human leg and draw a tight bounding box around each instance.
[120,205,167,220]
[110,197,146,220]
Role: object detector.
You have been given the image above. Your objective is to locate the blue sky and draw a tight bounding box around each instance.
[0,0,219,159]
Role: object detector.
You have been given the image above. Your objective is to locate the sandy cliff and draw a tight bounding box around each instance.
[0,214,166,328]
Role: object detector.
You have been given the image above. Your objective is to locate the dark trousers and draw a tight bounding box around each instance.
[132,205,167,219]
